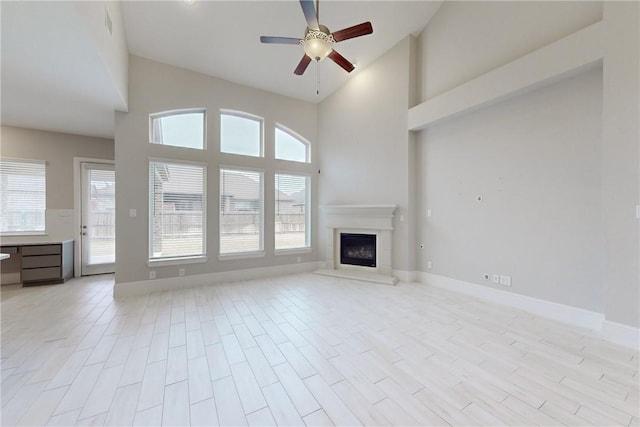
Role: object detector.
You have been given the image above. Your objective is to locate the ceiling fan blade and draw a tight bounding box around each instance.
[294,55,312,75]
[328,49,355,73]
[299,0,319,30]
[260,36,301,45]
[332,22,373,42]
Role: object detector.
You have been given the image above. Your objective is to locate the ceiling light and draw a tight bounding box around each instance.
[301,26,334,61]
[183,0,196,4]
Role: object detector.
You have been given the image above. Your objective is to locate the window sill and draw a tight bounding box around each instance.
[147,256,208,267]
[275,247,312,256]
[218,251,265,261]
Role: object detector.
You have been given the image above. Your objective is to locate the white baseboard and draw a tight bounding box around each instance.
[315,269,397,285]
[419,272,640,349]
[418,272,605,332]
[114,261,324,298]
[393,269,417,283]
[603,320,640,350]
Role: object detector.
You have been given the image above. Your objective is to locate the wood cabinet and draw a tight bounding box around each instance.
[1,240,73,286]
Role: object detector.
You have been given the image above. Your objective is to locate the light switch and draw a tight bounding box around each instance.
[129,209,137,218]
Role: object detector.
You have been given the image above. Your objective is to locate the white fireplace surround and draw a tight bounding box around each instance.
[316,204,397,285]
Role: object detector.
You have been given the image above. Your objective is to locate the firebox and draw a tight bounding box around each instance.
[340,233,376,268]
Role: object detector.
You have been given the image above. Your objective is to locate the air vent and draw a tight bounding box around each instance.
[104,6,113,36]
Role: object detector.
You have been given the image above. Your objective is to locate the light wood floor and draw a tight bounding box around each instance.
[1,273,638,426]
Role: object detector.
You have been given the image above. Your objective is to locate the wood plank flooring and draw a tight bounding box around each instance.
[1,273,638,426]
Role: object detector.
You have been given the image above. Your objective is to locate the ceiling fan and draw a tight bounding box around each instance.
[260,0,373,76]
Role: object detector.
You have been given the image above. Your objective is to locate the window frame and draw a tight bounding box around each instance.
[218,165,265,260]
[275,123,311,163]
[148,157,208,265]
[220,110,264,158]
[149,108,207,150]
[274,171,311,253]
[0,158,47,236]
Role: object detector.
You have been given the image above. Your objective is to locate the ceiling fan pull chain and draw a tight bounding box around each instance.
[316,61,320,96]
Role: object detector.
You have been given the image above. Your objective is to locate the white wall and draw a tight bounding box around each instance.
[74,1,128,110]
[419,1,602,100]
[414,0,639,329]
[318,37,416,273]
[114,56,317,285]
[1,126,114,209]
[601,2,640,328]
[0,125,114,241]
[417,68,604,312]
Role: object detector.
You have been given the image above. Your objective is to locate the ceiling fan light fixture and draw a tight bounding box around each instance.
[301,27,334,61]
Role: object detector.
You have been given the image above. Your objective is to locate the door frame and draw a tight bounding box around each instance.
[73,157,115,277]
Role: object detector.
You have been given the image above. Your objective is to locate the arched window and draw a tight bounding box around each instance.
[275,125,310,163]
[220,111,263,157]
[149,109,205,149]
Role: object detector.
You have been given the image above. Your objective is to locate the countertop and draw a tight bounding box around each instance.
[0,238,74,246]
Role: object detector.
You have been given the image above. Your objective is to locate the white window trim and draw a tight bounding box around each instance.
[149,108,207,150]
[275,247,312,256]
[218,251,265,261]
[147,255,208,267]
[148,157,208,262]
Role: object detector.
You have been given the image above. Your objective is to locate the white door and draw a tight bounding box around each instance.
[81,163,115,275]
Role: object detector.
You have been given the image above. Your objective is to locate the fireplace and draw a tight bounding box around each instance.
[340,233,376,267]
[316,205,398,285]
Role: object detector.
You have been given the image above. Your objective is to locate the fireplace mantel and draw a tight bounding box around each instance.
[316,204,398,285]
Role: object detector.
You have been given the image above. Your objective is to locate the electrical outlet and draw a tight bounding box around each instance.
[499,275,511,286]
[426,209,432,217]
[149,271,156,280]
[427,261,432,269]
[492,274,499,284]
[296,257,301,263]
[179,268,185,277]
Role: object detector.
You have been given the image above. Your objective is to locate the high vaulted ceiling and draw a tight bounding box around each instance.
[1,1,442,139]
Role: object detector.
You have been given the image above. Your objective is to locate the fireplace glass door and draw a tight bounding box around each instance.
[340,233,376,268]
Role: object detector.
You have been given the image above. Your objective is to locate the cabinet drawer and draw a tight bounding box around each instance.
[22,267,61,282]
[22,245,61,256]
[22,255,60,268]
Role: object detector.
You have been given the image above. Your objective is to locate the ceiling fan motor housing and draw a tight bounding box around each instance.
[302,25,334,61]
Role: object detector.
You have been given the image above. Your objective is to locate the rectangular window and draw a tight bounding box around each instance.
[0,159,46,235]
[220,168,264,255]
[275,173,309,250]
[149,160,206,260]
[150,109,205,149]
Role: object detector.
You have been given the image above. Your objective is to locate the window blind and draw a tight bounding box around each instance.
[220,168,264,254]
[275,173,308,250]
[149,160,206,260]
[0,159,46,234]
